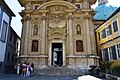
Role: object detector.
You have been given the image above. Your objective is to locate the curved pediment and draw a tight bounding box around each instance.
[37,1,77,10]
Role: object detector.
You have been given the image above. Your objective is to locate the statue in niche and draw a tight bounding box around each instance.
[33,25,38,35]
[76,24,81,35]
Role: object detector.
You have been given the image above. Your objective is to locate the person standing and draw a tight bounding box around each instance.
[31,63,34,75]
[22,62,27,77]
[17,62,21,74]
[26,63,31,77]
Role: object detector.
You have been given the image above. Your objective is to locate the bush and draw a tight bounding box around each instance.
[99,61,112,73]
[99,60,120,77]
[110,60,120,77]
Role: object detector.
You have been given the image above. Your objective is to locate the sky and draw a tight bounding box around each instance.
[4,0,120,37]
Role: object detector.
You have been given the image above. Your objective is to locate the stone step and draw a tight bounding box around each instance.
[33,66,83,76]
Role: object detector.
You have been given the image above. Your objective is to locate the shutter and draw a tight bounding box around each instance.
[105,48,109,61]
[112,45,117,60]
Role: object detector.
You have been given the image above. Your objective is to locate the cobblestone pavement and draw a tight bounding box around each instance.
[0,74,78,80]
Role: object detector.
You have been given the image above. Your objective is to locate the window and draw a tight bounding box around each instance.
[113,20,118,32]
[101,49,106,61]
[106,24,112,36]
[100,28,106,39]
[31,40,39,52]
[108,47,113,60]
[101,48,109,61]
[0,20,8,42]
[76,40,83,52]
[116,43,120,58]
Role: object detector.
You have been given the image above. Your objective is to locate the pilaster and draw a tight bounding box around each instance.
[84,13,92,54]
[41,13,47,55]
[24,15,31,55]
[68,13,74,55]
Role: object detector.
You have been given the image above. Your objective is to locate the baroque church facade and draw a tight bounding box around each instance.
[18,0,98,69]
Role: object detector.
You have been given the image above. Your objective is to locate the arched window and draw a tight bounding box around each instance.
[76,40,83,52]
[33,25,38,35]
[76,24,81,35]
[31,40,39,52]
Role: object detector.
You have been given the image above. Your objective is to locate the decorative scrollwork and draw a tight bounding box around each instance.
[41,16,47,20]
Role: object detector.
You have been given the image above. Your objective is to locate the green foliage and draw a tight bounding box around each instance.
[112,66,120,77]
[99,60,120,77]
[99,61,112,73]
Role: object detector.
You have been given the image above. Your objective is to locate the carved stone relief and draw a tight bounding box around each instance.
[48,13,67,29]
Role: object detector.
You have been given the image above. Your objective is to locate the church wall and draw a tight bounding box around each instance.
[19,0,98,69]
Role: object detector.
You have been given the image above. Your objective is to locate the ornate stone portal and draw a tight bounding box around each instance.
[19,0,98,69]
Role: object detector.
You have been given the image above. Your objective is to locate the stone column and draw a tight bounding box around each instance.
[63,38,66,66]
[41,13,47,55]
[48,39,52,66]
[68,13,74,55]
[24,15,31,55]
[84,14,92,54]
[20,19,25,55]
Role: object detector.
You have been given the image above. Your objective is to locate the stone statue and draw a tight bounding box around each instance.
[76,24,81,35]
[33,25,38,35]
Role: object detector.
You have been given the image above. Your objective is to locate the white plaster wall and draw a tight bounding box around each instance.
[0,11,10,62]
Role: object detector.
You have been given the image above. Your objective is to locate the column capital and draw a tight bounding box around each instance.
[41,16,47,20]
[25,16,31,20]
[68,15,73,20]
[84,15,90,20]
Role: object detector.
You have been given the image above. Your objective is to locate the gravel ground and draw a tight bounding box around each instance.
[0,74,78,80]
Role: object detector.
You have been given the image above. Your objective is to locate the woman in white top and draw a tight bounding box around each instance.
[26,63,31,77]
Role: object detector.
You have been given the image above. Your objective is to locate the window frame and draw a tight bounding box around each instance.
[116,43,120,59]
[108,46,113,60]
[112,19,119,33]
[0,20,8,42]
[106,24,112,36]
[101,49,106,61]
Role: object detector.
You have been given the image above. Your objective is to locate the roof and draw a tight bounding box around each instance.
[95,7,120,31]
[0,0,15,17]
[94,4,117,20]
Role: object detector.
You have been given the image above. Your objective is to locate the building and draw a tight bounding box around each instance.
[18,0,99,70]
[95,7,120,61]
[93,0,118,28]
[4,26,20,73]
[0,0,15,73]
